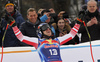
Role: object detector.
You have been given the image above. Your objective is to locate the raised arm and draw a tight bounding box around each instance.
[58,11,85,45]
[5,15,38,48]
[58,14,84,45]
[57,23,80,45]
[12,26,38,48]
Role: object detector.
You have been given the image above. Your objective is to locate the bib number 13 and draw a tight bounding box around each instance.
[49,49,58,55]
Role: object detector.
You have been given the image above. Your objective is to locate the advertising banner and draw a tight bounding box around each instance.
[0,40,100,62]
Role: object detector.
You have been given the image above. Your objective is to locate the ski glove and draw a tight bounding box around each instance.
[5,15,16,27]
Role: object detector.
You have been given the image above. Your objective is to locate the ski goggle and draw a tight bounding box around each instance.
[41,24,51,31]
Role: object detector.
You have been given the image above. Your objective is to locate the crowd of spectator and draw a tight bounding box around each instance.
[0,0,100,47]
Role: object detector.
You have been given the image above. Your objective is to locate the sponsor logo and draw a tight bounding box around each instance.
[44,45,58,48]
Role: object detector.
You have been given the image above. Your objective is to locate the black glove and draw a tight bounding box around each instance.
[78,10,85,17]
[75,10,85,24]
[75,17,83,24]
[5,15,16,27]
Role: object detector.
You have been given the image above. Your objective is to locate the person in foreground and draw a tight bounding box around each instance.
[5,15,82,62]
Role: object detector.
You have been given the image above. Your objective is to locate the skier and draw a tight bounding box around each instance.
[5,15,82,62]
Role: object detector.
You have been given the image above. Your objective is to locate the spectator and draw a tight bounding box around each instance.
[53,18,79,45]
[20,8,41,37]
[55,18,71,37]
[49,8,58,23]
[40,9,56,36]
[19,8,42,46]
[0,0,25,47]
[78,0,100,42]
[57,11,80,44]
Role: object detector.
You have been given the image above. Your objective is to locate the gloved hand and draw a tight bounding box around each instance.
[75,11,85,24]
[78,10,85,17]
[75,17,83,24]
[5,15,16,27]
[75,10,86,24]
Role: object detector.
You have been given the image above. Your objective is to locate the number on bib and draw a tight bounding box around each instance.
[49,49,58,55]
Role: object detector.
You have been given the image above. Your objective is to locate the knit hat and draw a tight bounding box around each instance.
[5,0,14,7]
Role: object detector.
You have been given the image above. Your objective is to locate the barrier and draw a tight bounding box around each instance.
[0,40,100,62]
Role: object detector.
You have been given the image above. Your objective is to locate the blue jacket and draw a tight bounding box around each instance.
[0,10,25,47]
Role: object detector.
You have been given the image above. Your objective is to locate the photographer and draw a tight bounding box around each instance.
[78,0,100,42]
[0,0,25,47]
[40,9,56,36]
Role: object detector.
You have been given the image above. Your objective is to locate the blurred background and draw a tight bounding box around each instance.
[0,0,100,20]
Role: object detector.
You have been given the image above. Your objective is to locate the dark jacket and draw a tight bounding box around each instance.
[78,10,100,42]
[20,19,41,37]
[19,19,41,46]
[0,10,25,47]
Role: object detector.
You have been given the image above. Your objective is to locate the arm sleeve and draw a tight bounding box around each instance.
[12,26,38,48]
[40,15,48,22]
[57,24,80,45]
